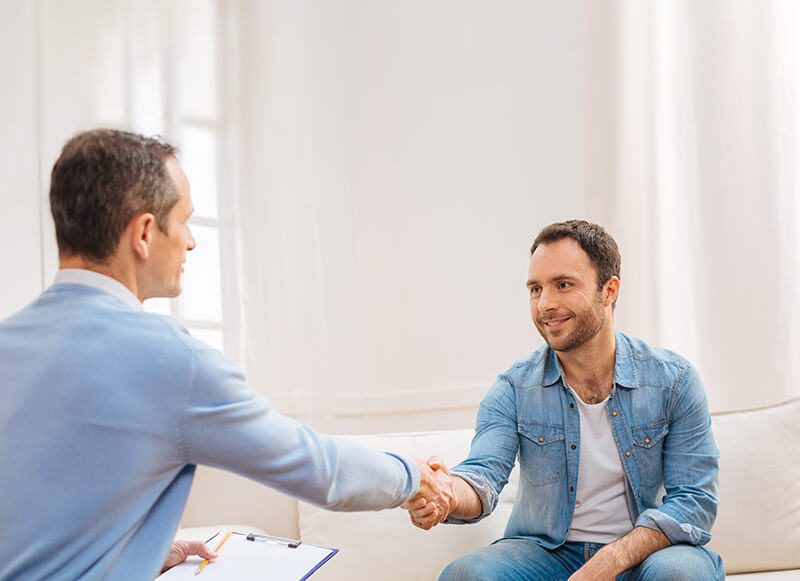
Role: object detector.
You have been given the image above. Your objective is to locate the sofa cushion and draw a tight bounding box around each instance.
[175,524,269,542]
[298,429,518,581]
[181,466,300,539]
[726,572,800,580]
[706,398,800,574]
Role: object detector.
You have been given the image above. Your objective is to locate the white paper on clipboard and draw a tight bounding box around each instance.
[159,531,337,581]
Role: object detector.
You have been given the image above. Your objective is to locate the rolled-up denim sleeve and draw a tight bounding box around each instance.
[447,375,519,524]
[635,364,719,545]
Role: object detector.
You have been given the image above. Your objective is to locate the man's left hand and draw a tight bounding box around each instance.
[568,527,670,580]
[160,540,217,574]
[567,549,618,581]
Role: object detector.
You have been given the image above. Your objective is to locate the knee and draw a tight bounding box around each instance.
[631,545,724,581]
[438,554,494,581]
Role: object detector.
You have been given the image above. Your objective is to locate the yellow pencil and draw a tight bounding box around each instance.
[195,529,232,575]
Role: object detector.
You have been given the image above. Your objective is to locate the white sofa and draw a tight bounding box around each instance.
[178,398,800,579]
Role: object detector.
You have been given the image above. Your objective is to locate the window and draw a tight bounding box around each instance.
[136,0,234,359]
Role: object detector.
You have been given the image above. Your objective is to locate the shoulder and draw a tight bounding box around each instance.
[140,314,238,376]
[16,284,210,364]
[615,331,698,393]
[497,342,555,389]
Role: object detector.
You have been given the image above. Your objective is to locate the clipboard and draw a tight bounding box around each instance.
[159,530,338,580]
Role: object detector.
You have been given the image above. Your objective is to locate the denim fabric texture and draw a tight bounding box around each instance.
[449,331,720,551]
[438,538,725,580]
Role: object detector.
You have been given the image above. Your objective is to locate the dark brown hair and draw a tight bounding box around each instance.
[50,128,179,262]
[531,220,621,300]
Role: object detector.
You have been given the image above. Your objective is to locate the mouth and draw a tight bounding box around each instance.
[540,316,571,330]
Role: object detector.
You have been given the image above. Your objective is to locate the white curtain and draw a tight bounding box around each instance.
[229,0,800,427]
[6,1,797,427]
[232,0,587,432]
[588,0,800,411]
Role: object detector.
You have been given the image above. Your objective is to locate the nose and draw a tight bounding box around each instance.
[537,287,558,313]
[187,229,197,251]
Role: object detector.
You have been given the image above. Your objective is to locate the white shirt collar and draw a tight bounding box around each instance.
[54,269,144,311]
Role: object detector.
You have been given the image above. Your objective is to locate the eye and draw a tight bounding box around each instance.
[529,286,541,296]
[557,281,571,290]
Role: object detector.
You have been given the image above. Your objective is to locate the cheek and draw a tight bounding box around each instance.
[572,290,596,306]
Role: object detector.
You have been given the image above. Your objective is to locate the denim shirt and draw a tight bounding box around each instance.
[449,331,720,549]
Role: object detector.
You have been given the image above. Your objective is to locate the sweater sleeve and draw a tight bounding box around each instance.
[179,343,419,511]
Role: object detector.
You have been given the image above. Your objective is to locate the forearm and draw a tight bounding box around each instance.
[597,526,671,574]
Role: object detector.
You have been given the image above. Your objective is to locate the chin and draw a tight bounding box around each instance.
[158,285,181,299]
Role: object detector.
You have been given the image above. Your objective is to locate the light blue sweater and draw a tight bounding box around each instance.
[0,279,418,580]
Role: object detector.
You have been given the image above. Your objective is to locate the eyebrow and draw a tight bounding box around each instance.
[526,274,578,287]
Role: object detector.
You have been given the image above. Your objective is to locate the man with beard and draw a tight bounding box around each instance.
[406,221,724,580]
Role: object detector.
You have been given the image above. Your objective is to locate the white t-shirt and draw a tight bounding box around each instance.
[565,386,634,544]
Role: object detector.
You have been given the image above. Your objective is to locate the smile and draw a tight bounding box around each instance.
[542,317,571,328]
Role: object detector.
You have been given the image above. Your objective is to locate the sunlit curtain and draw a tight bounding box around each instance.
[35,0,236,358]
[587,0,800,411]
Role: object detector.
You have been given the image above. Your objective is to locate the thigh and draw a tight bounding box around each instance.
[438,538,577,581]
[619,544,725,581]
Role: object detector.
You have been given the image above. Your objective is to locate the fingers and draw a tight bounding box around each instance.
[409,501,437,519]
[410,512,441,530]
[402,495,429,511]
[408,511,435,530]
[161,540,217,573]
[185,540,217,560]
[427,455,449,474]
[409,456,458,530]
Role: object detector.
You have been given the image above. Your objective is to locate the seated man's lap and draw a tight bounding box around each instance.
[439,540,725,581]
[438,538,584,581]
[618,544,725,581]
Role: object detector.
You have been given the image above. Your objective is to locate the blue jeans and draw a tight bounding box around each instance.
[438,539,725,580]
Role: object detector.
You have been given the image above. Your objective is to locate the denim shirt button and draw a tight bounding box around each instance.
[612,411,617,417]
[571,444,576,450]
[625,451,631,457]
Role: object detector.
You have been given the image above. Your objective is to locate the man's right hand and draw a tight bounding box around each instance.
[401,456,457,530]
[403,456,458,530]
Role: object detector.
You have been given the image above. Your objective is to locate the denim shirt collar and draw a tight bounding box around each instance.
[540,330,638,389]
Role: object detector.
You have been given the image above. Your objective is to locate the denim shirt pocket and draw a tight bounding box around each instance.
[517,422,565,486]
[630,421,668,487]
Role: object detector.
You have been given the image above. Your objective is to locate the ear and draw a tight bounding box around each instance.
[604,276,620,307]
[127,212,157,260]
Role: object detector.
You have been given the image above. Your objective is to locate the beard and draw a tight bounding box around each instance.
[534,292,606,352]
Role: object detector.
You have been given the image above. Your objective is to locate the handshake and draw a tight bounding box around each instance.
[402,456,461,530]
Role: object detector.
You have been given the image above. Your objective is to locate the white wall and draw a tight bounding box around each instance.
[235,0,587,433]
[0,0,134,320]
[6,1,783,433]
[0,2,42,320]
[37,0,131,281]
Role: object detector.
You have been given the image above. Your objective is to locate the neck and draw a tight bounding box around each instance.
[556,323,616,404]
[59,255,143,302]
